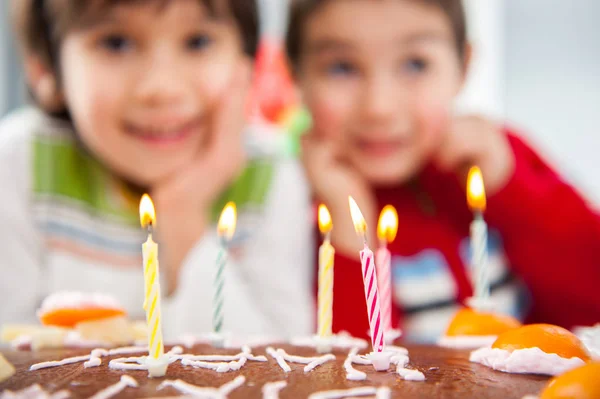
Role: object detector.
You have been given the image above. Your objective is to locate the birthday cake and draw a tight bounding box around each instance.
[1,342,551,399]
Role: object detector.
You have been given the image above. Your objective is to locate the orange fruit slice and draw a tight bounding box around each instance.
[39,308,126,328]
[540,362,600,399]
[445,308,521,336]
[492,324,591,361]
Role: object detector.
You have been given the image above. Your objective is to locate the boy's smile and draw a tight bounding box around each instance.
[124,115,204,148]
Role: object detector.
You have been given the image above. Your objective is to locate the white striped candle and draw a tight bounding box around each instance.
[214,202,237,335]
[467,167,490,304]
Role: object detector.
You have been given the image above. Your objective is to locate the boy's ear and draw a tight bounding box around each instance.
[23,55,65,112]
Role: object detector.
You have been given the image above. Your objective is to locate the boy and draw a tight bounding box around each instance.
[0,0,313,338]
[289,0,600,341]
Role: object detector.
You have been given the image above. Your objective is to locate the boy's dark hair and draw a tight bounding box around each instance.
[287,0,467,66]
[11,0,258,73]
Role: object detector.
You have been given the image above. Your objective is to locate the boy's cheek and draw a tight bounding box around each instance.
[306,95,350,141]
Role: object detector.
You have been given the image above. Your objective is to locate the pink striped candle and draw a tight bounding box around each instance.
[376,205,398,334]
[349,196,385,353]
[375,246,392,332]
[360,245,384,352]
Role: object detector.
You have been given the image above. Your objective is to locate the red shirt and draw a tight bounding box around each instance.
[314,130,600,340]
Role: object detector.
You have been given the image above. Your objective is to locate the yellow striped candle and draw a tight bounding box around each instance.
[139,194,167,377]
[317,204,334,338]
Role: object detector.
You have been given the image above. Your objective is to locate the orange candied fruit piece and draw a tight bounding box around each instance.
[540,362,600,399]
[39,308,126,328]
[492,324,591,362]
[445,308,522,337]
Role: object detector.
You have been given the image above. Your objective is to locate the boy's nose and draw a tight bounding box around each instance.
[361,74,400,124]
[134,53,188,107]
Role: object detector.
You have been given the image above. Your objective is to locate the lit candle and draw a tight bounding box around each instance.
[376,205,398,334]
[139,194,168,377]
[348,197,384,353]
[317,204,335,339]
[467,166,489,303]
[214,202,237,335]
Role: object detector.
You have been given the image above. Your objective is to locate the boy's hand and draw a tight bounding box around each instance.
[151,63,251,294]
[434,115,515,195]
[301,134,377,256]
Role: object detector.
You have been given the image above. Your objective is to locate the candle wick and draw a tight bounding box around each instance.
[147,223,154,237]
[324,231,331,243]
[474,211,483,221]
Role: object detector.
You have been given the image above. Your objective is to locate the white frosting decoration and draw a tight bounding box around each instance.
[182,356,247,372]
[88,375,138,399]
[437,335,497,349]
[308,386,390,399]
[37,291,123,316]
[84,357,102,368]
[291,332,368,351]
[390,353,409,368]
[264,348,336,373]
[376,387,391,399]
[158,376,246,398]
[366,351,392,371]
[344,348,367,381]
[579,324,600,360]
[342,346,414,381]
[396,366,426,381]
[0,384,71,399]
[304,355,336,373]
[470,347,587,376]
[266,347,291,372]
[30,354,91,371]
[176,346,266,373]
[29,346,147,371]
[262,381,287,399]
[108,357,149,371]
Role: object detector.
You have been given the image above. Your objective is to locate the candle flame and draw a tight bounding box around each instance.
[348,196,367,234]
[467,166,486,211]
[377,205,398,243]
[218,202,237,240]
[318,204,333,234]
[139,194,156,228]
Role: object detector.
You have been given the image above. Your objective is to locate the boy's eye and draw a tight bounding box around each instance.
[186,34,213,51]
[403,58,428,73]
[99,35,132,52]
[326,61,357,76]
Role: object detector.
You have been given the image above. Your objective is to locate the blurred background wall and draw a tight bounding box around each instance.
[504,0,600,205]
[0,0,599,202]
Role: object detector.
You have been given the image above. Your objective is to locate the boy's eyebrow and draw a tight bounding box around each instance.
[402,32,448,44]
[305,31,449,54]
[78,5,213,30]
[305,39,354,54]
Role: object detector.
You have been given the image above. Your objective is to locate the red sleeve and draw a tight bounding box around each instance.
[486,129,600,328]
